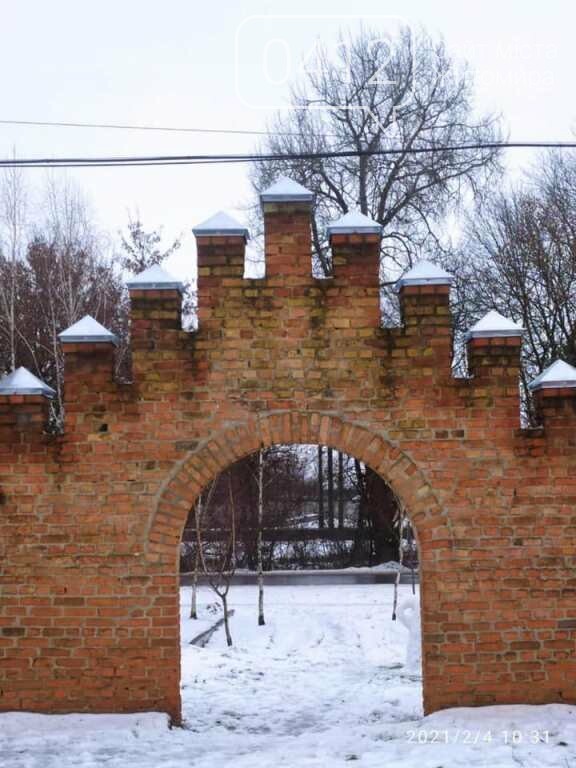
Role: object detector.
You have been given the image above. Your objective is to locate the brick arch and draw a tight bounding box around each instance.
[148,410,450,560]
[149,410,450,720]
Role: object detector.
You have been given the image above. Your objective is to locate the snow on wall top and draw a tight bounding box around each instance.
[125,264,184,293]
[59,315,118,346]
[466,310,524,339]
[192,211,250,240]
[529,359,576,391]
[260,176,314,203]
[396,260,453,288]
[326,210,382,236]
[0,366,56,398]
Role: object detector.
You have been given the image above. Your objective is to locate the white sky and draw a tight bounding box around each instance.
[1,0,574,281]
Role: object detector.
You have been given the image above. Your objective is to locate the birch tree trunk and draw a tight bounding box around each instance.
[0,165,28,372]
[222,593,233,647]
[337,451,344,527]
[327,448,334,529]
[190,495,202,620]
[318,445,324,528]
[257,449,265,626]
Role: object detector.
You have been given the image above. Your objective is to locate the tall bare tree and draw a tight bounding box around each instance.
[195,474,236,647]
[250,25,502,276]
[0,165,28,371]
[449,150,576,418]
[256,449,265,626]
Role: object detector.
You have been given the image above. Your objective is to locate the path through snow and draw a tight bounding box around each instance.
[0,583,574,767]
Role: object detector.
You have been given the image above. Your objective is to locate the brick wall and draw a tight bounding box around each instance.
[1,198,575,723]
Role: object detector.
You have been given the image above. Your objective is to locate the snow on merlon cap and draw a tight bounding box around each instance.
[466,310,524,340]
[192,211,250,240]
[326,210,382,238]
[260,176,314,204]
[529,359,576,391]
[125,264,184,293]
[396,260,453,289]
[0,366,56,398]
[58,315,118,345]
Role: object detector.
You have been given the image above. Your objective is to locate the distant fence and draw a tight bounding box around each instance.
[181,527,374,543]
[180,569,418,586]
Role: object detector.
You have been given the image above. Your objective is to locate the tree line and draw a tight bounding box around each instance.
[0,172,188,426]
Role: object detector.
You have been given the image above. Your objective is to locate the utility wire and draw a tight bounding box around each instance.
[0,141,575,169]
[0,117,301,137]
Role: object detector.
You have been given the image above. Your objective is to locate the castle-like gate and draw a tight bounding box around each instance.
[1,178,575,722]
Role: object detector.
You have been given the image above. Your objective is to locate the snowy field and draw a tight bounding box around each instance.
[1,583,575,767]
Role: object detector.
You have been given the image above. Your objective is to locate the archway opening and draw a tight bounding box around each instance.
[176,443,423,744]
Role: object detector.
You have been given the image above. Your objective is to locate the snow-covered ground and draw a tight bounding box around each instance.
[1,584,575,767]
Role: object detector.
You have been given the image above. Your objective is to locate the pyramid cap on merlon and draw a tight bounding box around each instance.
[396,260,453,289]
[192,210,250,240]
[125,264,184,293]
[0,366,56,398]
[466,310,524,340]
[58,315,119,346]
[260,176,314,204]
[529,359,576,391]
[326,210,382,237]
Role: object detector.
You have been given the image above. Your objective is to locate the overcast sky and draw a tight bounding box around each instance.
[1,0,574,280]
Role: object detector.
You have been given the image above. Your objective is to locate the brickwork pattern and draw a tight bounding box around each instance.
[1,200,575,723]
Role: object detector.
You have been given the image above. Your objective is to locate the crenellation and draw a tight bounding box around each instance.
[0,177,575,723]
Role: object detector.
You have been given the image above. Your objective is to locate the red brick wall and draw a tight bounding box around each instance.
[1,201,575,723]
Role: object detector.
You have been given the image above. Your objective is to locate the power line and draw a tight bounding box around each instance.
[0,141,575,169]
[0,117,301,137]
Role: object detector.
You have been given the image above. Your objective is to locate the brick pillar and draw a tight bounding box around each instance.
[193,211,248,331]
[126,266,184,392]
[58,315,120,434]
[260,176,313,282]
[396,261,453,379]
[328,211,382,329]
[530,360,576,434]
[466,311,523,424]
[0,367,55,442]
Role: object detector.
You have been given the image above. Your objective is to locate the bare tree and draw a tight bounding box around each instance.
[256,450,265,626]
[118,213,181,274]
[0,164,28,372]
[337,451,344,528]
[250,25,501,276]
[196,474,236,646]
[0,175,127,425]
[189,494,202,620]
[450,150,576,419]
[327,448,334,529]
[318,445,325,528]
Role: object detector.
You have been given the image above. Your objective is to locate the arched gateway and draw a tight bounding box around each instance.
[1,179,575,723]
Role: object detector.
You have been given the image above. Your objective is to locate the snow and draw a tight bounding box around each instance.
[192,210,249,239]
[58,315,118,345]
[347,561,412,573]
[260,176,314,202]
[326,210,382,236]
[0,366,55,397]
[125,264,184,291]
[1,584,574,768]
[529,359,576,390]
[466,309,523,339]
[396,260,453,288]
